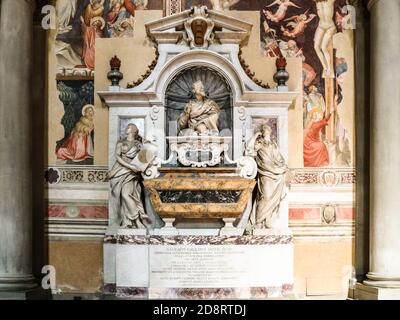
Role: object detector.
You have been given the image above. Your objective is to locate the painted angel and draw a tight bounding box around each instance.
[280,12,317,38]
[263,0,300,23]
[263,20,277,38]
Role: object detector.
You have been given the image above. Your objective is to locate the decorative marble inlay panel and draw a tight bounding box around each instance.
[108,285,294,299]
[341,172,356,184]
[116,287,148,299]
[290,172,319,185]
[61,170,84,183]
[45,167,108,184]
[88,170,108,183]
[290,168,356,186]
[158,190,242,204]
[103,235,293,245]
[149,235,293,245]
[144,175,256,219]
[150,286,293,299]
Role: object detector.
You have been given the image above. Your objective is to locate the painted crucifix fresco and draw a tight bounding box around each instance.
[260,0,354,168]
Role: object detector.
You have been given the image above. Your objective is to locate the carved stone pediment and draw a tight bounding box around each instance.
[145,6,252,47]
[184,7,215,49]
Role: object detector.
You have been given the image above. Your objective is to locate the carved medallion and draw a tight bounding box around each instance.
[322,205,337,224]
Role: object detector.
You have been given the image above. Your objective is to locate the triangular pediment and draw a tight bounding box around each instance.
[146,6,253,46]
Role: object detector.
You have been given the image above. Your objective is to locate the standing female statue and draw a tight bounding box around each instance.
[246,124,288,230]
[109,124,151,228]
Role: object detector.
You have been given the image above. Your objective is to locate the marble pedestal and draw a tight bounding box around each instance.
[103,233,294,299]
[354,283,400,300]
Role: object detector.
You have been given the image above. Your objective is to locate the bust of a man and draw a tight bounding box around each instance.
[178,80,221,136]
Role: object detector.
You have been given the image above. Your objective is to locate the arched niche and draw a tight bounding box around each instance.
[165,66,233,137]
[152,50,245,102]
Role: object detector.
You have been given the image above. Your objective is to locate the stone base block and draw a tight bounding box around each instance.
[354,283,400,300]
[219,218,244,236]
[103,234,294,300]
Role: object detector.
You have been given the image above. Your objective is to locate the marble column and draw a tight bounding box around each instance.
[0,0,37,293]
[355,0,400,299]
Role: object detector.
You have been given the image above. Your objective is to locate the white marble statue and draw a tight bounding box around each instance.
[178,80,221,136]
[109,124,151,229]
[246,124,288,230]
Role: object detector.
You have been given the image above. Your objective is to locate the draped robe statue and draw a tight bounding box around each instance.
[109,124,151,229]
[246,125,288,230]
[178,80,220,136]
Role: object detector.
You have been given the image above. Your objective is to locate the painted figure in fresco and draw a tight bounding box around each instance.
[263,37,281,57]
[108,0,126,23]
[280,11,317,38]
[313,0,337,78]
[81,0,105,70]
[178,80,221,136]
[330,57,351,167]
[304,85,326,126]
[263,0,300,23]
[83,0,105,26]
[109,124,151,229]
[303,107,335,167]
[262,20,277,39]
[335,8,354,31]
[107,0,135,37]
[210,0,240,11]
[56,0,77,33]
[246,125,288,229]
[122,0,148,15]
[279,40,317,87]
[132,0,149,10]
[56,104,94,163]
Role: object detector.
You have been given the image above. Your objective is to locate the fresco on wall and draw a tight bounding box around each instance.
[183,0,265,11]
[260,0,354,167]
[55,0,163,76]
[55,80,95,165]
